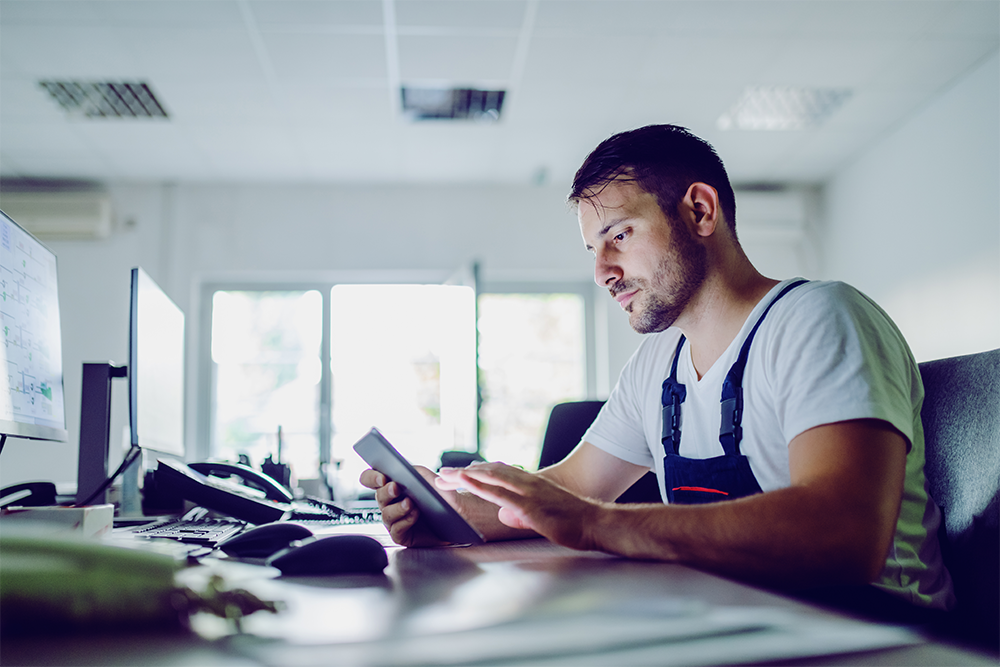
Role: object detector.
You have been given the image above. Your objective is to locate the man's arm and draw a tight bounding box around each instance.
[534,441,651,501]
[440,419,907,589]
[359,442,649,546]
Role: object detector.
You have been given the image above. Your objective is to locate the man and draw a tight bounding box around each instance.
[360,125,954,613]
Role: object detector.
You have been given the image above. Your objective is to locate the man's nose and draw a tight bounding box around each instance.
[594,252,622,287]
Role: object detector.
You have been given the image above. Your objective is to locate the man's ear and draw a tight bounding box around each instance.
[681,182,721,238]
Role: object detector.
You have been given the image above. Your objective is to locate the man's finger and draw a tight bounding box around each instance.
[453,472,527,508]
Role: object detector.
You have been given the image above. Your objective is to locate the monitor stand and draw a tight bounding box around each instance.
[75,362,127,506]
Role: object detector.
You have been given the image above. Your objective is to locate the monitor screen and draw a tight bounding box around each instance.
[129,267,184,456]
[0,209,68,442]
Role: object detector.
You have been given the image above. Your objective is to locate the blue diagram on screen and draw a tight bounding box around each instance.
[0,216,66,432]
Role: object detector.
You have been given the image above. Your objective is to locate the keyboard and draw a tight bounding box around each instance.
[129,502,380,545]
[286,497,382,525]
[130,516,247,545]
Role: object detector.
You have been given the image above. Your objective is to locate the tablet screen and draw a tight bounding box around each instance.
[353,428,485,545]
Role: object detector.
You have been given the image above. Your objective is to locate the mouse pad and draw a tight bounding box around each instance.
[353,428,485,546]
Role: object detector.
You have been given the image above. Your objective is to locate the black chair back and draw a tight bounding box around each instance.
[919,348,1000,652]
[539,401,660,503]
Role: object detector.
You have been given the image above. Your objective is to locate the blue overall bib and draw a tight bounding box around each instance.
[661,280,808,504]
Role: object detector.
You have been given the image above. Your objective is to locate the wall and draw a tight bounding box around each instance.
[822,50,1000,362]
[0,177,812,489]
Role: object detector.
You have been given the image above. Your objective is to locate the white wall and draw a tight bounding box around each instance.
[1,177,816,489]
[822,50,1000,362]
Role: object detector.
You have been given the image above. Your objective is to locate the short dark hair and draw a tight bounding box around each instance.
[568,124,737,233]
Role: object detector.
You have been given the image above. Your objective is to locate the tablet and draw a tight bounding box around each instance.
[353,427,485,545]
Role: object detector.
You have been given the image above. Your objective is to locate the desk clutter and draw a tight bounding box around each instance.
[0,526,283,636]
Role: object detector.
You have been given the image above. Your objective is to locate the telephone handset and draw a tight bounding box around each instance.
[187,461,294,503]
[155,459,291,524]
[1,481,57,508]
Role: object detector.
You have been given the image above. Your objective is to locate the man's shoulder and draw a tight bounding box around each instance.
[618,328,685,381]
[774,279,884,321]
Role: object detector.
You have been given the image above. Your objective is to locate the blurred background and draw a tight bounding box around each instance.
[1,0,996,496]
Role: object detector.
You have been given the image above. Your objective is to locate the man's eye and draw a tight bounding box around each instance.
[614,231,628,242]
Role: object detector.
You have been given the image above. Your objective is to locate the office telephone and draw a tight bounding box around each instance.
[0,481,57,508]
[154,459,377,526]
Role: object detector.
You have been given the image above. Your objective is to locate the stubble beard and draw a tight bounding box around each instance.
[623,227,708,335]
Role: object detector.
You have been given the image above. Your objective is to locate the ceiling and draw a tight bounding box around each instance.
[1,0,997,187]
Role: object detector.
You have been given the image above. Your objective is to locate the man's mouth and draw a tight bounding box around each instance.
[615,289,638,310]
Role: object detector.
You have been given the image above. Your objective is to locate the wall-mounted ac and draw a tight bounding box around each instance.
[0,191,114,240]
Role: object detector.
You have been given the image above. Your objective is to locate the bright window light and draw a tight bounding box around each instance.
[330,284,477,493]
[211,290,322,478]
[478,293,587,469]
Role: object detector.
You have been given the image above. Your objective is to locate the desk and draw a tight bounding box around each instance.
[3,525,995,667]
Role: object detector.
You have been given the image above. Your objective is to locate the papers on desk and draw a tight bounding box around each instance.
[232,602,922,667]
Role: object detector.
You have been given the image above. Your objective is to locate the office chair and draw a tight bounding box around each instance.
[539,401,660,503]
[919,348,1000,653]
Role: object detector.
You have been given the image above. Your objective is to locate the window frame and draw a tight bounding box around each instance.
[195,277,597,469]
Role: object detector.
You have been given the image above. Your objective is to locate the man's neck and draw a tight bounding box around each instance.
[676,268,779,380]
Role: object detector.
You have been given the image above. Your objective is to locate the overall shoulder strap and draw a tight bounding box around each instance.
[660,335,687,453]
[719,280,809,455]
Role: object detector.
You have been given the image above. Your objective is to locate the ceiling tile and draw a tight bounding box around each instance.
[790,0,946,37]
[118,28,265,84]
[520,32,656,83]
[0,25,143,79]
[635,36,785,85]
[534,1,804,36]
[0,1,106,25]
[821,88,928,132]
[184,123,300,171]
[90,0,245,27]
[0,78,68,122]
[869,38,1000,90]
[249,0,384,27]
[761,37,903,87]
[398,34,519,83]
[278,85,393,123]
[0,120,97,156]
[395,1,527,29]
[152,80,283,122]
[925,0,1000,37]
[263,32,388,81]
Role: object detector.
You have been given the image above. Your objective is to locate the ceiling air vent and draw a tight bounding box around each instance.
[717,86,851,131]
[39,81,169,119]
[401,87,505,122]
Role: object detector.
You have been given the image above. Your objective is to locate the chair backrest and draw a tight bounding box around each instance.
[538,400,660,503]
[538,401,607,469]
[919,348,1000,652]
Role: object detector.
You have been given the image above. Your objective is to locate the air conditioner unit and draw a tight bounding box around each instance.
[0,191,114,240]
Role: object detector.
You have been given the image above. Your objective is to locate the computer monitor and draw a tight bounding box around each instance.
[129,267,184,457]
[75,267,185,509]
[0,208,68,444]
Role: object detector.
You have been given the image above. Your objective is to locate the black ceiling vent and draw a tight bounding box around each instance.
[39,81,169,119]
[401,87,505,122]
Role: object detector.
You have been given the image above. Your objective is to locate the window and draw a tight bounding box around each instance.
[477,292,588,469]
[329,284,477,495]
[202,280,593,491]
[209,290,322,478]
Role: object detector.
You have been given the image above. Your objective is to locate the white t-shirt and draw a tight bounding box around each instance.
[584,279,955,610]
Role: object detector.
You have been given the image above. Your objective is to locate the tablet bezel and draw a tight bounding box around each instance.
[353,427,485,545]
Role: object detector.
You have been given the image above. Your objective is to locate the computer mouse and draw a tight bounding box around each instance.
[266,534,388,576]
[218,522,314,558]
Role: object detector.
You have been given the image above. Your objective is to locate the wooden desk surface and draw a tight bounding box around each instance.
[4,527,996,667]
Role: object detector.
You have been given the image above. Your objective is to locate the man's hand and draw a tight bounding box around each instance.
[358,467,451,547]
[436,462,603,551]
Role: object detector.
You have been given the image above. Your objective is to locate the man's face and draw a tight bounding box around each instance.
[578,180,707,334]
